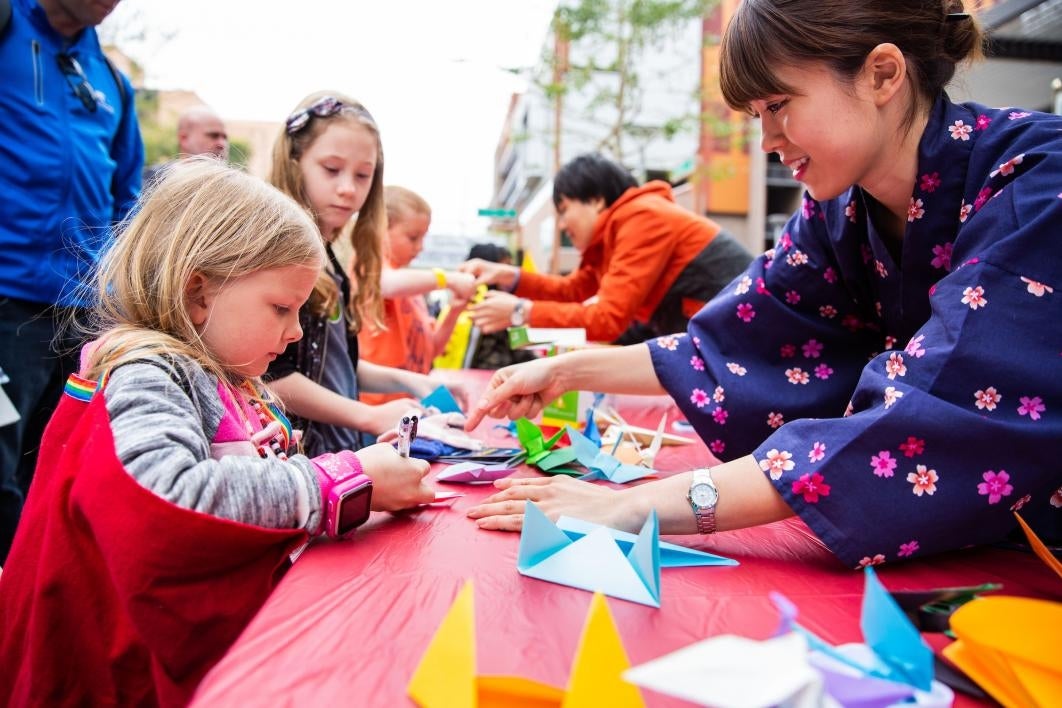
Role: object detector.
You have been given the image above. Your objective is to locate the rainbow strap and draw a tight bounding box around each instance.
[241,381,293,452]
[63,371,110,402]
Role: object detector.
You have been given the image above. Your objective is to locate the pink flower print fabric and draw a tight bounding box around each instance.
[649,95,1062,568]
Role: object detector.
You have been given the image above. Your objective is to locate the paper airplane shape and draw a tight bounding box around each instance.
[422,385,463,414]
[407,580,644,707]
[555,516,737,569]
[944,595,1062,708]
[436,462,516,484]
[548,427,654,484]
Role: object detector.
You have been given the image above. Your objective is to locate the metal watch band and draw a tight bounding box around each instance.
[691,468,718,535]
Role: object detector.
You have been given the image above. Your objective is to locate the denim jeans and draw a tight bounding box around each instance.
[0,297,84,563]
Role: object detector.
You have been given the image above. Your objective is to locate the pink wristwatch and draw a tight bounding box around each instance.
[313,451,373,539]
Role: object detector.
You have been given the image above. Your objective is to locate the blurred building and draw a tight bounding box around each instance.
[493,0,1062,274]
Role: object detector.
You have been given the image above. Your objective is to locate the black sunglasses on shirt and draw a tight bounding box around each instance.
[57,53,98,113]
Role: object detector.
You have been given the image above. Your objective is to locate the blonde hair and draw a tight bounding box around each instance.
[82,158,324,385]
[384,185,431,226]
[270,90,386,332]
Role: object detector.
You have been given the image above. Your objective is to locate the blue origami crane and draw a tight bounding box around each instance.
[562,426,655,484]
[773,567,934,692]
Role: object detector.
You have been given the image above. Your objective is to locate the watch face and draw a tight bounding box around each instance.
[690,483,718,508]
[335,484,372,536]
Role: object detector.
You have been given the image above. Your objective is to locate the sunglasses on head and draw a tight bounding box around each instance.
[57,53,99,113]
[284,96,375,135]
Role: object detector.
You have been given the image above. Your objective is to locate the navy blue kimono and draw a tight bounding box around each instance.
[650,95,1062,568]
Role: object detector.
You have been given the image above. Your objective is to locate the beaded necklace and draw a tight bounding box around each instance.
[234,381,294,460]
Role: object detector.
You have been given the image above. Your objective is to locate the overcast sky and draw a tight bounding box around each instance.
[103,0,558,235]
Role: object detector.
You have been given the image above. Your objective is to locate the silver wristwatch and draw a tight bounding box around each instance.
[510,298,530,327]
[687,468,719,534]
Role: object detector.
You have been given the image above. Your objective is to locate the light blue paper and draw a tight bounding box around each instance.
[564,426,654,484]
[861,567,934,691]
[769,568,934,692]
[517,502,662,607]
[421,385,462,414]
[557,516,739,568]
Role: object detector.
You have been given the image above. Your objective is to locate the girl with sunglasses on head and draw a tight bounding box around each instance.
[0,160,434,705]
[464,0,1062,568]
[266,92,469,456]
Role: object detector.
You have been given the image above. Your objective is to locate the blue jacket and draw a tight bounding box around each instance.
[0,0,143,307]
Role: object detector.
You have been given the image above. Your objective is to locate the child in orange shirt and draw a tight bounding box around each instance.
[359,186,476,403]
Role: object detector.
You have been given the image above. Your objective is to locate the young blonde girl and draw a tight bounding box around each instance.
[358,186,477,404]
[0,160,434,706]
[265,92,467,454]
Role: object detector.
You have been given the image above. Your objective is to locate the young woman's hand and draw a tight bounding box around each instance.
[464,357,567,430]
[458,259,518,289]
[468,291,519,334]
[353,443,435,511]
[446,271,477,302]
[466,476,633,532]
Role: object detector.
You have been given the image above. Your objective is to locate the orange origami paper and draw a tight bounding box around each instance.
[407,581,644,708]
[943,596,1062,708]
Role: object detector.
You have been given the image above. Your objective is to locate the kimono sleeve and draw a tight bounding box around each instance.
[750,147,1062,568]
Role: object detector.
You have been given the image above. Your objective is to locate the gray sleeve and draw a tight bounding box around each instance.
[104,360,323,532]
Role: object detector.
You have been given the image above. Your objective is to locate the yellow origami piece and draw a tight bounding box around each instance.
[407,581,644,708]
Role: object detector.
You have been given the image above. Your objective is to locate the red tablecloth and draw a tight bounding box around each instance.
[192,371,1059,707]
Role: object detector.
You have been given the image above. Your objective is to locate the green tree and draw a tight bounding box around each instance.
[545,0,717,167]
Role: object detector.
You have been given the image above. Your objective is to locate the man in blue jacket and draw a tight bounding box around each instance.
[0,0,144,562]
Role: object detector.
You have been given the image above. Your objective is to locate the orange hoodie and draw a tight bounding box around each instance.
[515,181,720,341]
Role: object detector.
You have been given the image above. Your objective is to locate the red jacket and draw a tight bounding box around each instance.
[516,181,720,341]
[0,384,305,707]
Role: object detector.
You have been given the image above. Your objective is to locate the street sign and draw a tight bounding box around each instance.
[477,207,517,219]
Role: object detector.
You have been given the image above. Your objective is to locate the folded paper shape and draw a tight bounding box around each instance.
[555,516,738,569]
[625,569,950,707]
[1014,512,1062,583]
[422,385,463,414]
[943,595,1062,708]
[515,418,567,466]
[595,407,696,447]
[517,502,661,607]
[437,462,516,484]
[582,407,602,447]
[558,427,654,484]
[624,633,827,708]
[407,580,644,707]
[777,568,934,692]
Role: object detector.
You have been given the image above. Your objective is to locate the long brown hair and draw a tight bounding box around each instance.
[270,91,386,332]
[720,0,984,130]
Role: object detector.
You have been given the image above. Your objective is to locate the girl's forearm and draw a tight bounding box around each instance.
[268,372,365,429]
[357,360,434,398]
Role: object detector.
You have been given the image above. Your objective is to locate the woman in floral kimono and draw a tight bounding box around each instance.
[462,0,1062,568]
